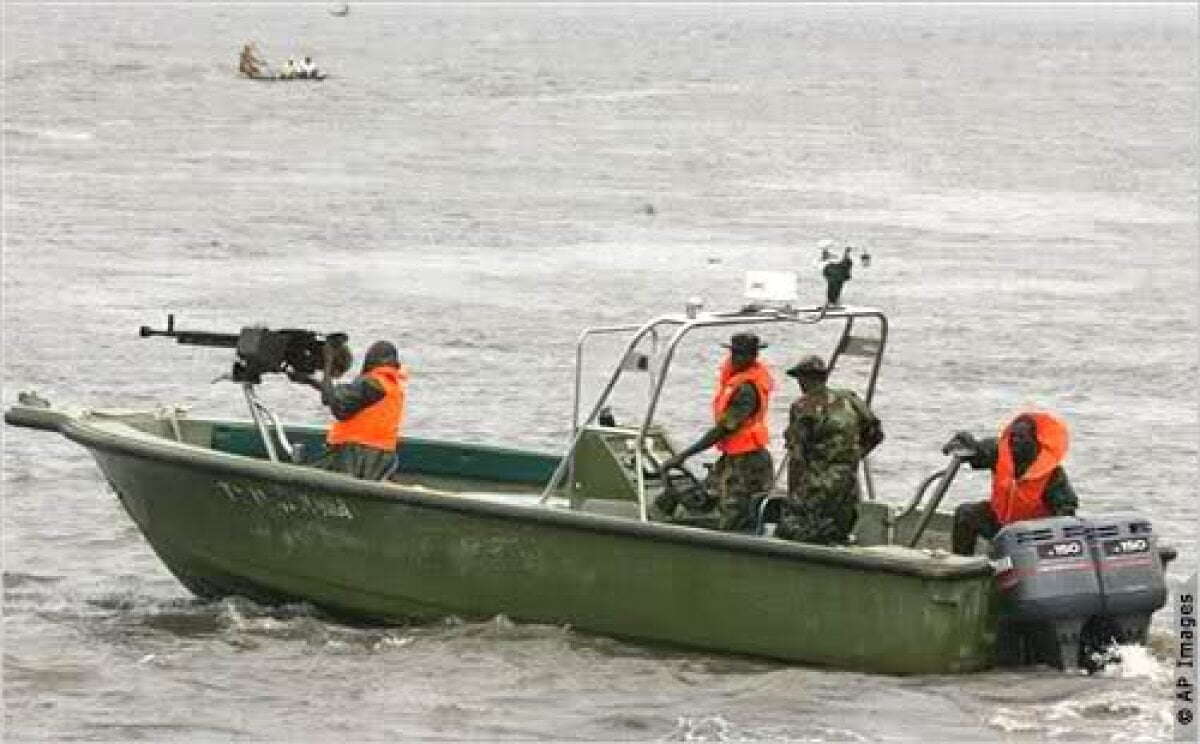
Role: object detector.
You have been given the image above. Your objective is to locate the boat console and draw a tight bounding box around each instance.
[568,423,678,507]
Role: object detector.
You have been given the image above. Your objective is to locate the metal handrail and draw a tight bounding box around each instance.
[632,307,890,519]
[889,468,949,525]
[539,315,682,502]
[828,313,888,501]
[567,324,660,499]
[571,324,659,435]
[905,454,966,548]
[541,304,891,519]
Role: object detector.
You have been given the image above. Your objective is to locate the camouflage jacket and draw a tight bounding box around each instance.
[785,385,883,466]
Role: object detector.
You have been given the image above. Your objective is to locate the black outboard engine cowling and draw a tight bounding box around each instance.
[990,513,1168,671]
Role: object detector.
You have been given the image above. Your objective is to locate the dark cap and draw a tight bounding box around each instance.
[786,354,828,378]
[363,340,400,371]
[722,333,767,354]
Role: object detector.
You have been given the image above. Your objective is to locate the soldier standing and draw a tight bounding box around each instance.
[777,355,883,545]
[658,333,775,531]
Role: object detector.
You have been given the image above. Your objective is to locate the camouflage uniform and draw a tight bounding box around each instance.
[777,381,882,545]
[653,376,773,531]
[707,447,774,531]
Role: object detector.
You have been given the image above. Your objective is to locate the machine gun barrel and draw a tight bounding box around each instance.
[139,314,350,385]
[138,314,239,347]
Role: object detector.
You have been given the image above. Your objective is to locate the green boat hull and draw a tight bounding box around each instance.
[11,406,998,674]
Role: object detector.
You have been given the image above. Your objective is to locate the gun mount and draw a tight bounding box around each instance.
[139,314,348,385]
[139,314,350,464]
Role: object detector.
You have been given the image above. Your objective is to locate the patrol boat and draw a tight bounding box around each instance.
[4,278,1174,675]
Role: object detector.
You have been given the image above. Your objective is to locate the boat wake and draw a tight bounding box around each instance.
[987,643,1174,741]
[665,715,875,743]
[213,599,582,654]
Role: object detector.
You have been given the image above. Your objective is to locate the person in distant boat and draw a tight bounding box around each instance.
[297,56,319,79]
[945,411,1077,556]
[656,333,775,531]
[822,247,853,306]
[776,355,883,546]
[280,57,297,79]
[290,340,408,480]
[239,42,266,78]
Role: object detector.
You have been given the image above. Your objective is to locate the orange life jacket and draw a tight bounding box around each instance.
[326,365,406,451]
[991,410,1069,524]
[712,358,773,455]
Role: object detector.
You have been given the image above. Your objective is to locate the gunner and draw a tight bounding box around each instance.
[291,340,408,480]
[945,411,1078,556]
[657,333,775,531]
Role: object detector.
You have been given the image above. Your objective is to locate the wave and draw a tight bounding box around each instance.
[987,643,1174,740]
[107,61,153,74]
[2,570,64,588]
[4,127,96,142]
[42,128,94,141]
[4,126,90,141]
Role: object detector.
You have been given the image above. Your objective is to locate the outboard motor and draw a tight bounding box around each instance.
[1085,512,1169,653]
[990,513,1169,671]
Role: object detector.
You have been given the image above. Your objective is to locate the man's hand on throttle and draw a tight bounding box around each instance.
[942,430,978,455]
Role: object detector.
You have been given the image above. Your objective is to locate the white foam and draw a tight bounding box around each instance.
[667,715,733,742]
[1096,643,1172,683]
[40,129,94,141]
[372,634,415,651]
[988,709,1044,734]
[988,646,1174,742]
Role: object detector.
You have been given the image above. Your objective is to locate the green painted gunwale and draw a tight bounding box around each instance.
[65,417,990,581]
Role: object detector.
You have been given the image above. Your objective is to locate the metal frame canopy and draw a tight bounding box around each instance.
[541,303,889,520]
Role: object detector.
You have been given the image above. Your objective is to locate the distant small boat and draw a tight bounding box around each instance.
[247,73,327,82]
[329,3,349,16]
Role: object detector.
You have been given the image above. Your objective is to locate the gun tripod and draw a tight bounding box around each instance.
[241,383,299,463]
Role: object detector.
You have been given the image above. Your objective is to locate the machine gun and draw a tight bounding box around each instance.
[139,314,348,385]
[139,314,350,463]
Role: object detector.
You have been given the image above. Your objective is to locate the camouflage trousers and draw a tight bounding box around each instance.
[310,442,398,481]
[776,461,860,545]
[706,448,774,532]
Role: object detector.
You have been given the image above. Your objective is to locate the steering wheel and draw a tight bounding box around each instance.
[659,461,714,512]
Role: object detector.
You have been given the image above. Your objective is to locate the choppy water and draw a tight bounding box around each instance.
[3,4,1197,742]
